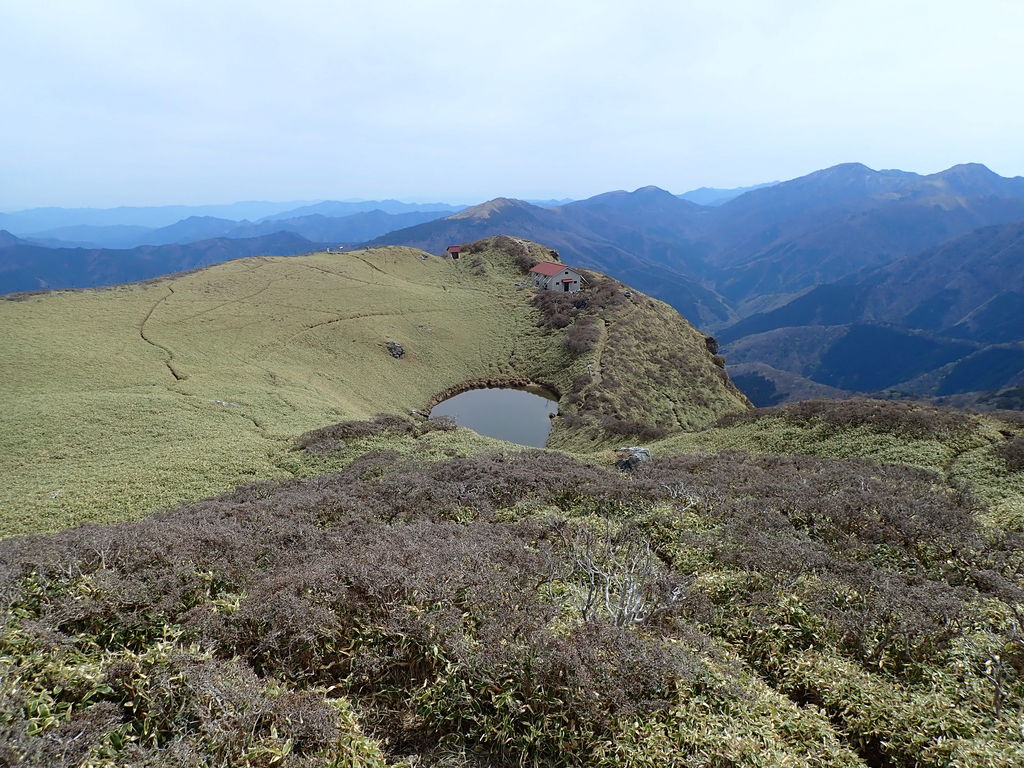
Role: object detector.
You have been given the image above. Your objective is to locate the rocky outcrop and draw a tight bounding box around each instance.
[614,446,651,472]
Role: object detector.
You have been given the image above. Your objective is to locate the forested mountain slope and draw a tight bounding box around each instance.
[720,221,1024,403]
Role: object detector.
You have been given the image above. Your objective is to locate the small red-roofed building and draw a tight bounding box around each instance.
[444,245,462,259]
[529,261,585,293]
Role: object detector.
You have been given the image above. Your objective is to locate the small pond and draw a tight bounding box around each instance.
[430,386,559,447]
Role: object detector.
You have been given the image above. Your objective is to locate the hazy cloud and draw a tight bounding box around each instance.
[2,0,1022,207]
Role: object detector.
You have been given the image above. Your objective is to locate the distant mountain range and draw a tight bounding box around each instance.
[28,210,450,250]
[369,163,1024,405]
[0,231,321,294]
[256,199,463,222]
[0,201,318,232]
[720,220,1024,347]
[16,205,461,250]
[371,164,1024,314]
[677,181,778,206]
[4,165,1023,405]
[717,220,1024,403]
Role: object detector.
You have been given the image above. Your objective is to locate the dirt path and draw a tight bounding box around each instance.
[577,318,610,411]
[139,286,183,381]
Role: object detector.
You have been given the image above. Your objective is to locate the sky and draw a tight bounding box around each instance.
[2,0,1023,209]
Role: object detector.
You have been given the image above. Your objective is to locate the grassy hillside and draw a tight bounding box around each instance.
[0,239,746,536]
[2,237,1023,767]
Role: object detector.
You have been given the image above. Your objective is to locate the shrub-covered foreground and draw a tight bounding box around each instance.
[653,398,1024,530]
[2,440,1023,766]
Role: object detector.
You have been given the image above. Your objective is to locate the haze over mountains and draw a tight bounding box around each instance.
[676,181,778,206]
[0,198,463,233]
[8,201,464,249]
[25,210,451,250]
[3,164,1023,406]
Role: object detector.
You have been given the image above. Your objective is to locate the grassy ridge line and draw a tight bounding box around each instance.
[0,246,568,535]
[1,240,750,536]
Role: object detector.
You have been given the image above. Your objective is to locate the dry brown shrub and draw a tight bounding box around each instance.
[716,398,977,439]
[3,432,1021,763]
[567,317,602,355]
[995,436,1024,471]
[296,413,453,454]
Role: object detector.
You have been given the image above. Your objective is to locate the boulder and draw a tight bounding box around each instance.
[386,341,405,359]
[614,446,651,472]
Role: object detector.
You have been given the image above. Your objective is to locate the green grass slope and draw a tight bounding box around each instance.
[0,239,746,536]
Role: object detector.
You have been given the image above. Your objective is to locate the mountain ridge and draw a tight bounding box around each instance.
[0,230,322,294]
[6,161,1023,404]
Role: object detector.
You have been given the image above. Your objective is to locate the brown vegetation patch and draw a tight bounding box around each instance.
[716,397,978,439]
[995,436,1024,472]
[296,413,455,455]
[464,234,551,273]
[532,271,626,331]
[1,445,1022,764]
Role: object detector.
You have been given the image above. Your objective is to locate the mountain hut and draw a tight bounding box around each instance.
[529,262,585,293]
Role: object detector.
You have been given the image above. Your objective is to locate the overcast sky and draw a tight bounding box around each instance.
[3,0,1023,209]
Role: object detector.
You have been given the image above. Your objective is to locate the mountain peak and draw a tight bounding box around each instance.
[678,181,779,206]
[804,162,930,184]
[0,230,26,249]
[447,198,538,220]
[632,185,674,196]
[928,163,1022,197]
[935,162,998,180]
[178,215,235,224]
[817,162,876,178]
[571,185,692,211]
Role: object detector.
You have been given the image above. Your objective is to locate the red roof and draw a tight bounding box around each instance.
[446,245,462,252]
[529,261,566,276]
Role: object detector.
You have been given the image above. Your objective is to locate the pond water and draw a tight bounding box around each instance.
[430,386,559,447]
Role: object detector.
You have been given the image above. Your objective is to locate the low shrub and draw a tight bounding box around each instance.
[599,415,671,442]
[296,413,454,454]
[567,316,602,355]
[995,436,1024,471]
[716,398,978,439]
[3,428,1020,765]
